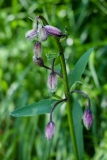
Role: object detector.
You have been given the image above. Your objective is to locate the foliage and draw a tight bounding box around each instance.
[0,0,107,160]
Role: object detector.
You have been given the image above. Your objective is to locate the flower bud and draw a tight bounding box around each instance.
[39,26,48,41]
[82,109,93,130]
[44,25,64,37]
[33,55,44,67]
[45,121,55,140]
[33,41,42,58]
[47,72,57,92]
[25,29,37,40]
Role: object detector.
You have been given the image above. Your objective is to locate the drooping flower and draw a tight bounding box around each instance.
[33,41,42,58]
[33,55,44,67]
[45,121,55,140]
[47,72,57,92]
[82,109,93,130]
[25,28,38,40]
[39,26,48,41]
[44,25,64,37]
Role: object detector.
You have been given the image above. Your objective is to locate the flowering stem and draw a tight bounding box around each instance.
[37,15,48,25]
[55,39,79,160]
[42,64,62,78]
[70,90,91,109]
[50,98,67,122]
[52,58,55,73]
[38,15,79,160]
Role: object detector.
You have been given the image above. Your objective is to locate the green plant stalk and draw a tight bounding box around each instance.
[39,15,79,160]
[55,38,79,160]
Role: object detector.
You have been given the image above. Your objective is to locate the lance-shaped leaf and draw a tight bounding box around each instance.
[10,99,64,117]
[72,99,84,160]
[69,47,94,90]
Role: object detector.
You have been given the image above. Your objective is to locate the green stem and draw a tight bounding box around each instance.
[70,90,91,109]
[38,15,79,160]
[55,38,79,160]
[50,98,67,122]
[42,64,63,78]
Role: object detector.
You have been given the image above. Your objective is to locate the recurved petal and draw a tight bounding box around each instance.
[39,26,48,41]
[25,29,38,40]
[44,25,64,37]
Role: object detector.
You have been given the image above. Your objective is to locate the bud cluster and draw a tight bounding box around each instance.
[25,16,93,142]
[25,16,62,93]
[25,19,64,41]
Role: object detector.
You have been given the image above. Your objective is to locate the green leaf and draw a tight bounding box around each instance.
[10,99,64,117]
[69,48,94,89]
[46,53,59,60]
[72,99,84,160]
[70,81,83,91]
[89,51,100,89]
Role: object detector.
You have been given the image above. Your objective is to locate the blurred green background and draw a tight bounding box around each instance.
[0,0,107,160]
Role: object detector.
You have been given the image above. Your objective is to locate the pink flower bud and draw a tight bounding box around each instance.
[39,26,48,41]
[44,25,63,37]
[47,72,57,92]
[45,121,55,140]
[33,41,42,58]
[25,29,37,40]
[33,55,44,67]
[82,109,93,130]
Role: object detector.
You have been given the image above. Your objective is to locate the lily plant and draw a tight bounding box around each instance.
[11,15,93,160]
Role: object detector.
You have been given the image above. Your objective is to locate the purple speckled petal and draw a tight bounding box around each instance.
[25,29,38,40]
[83,109,93,130]
[44,25,63,36]
[39,26,48,41]
[47,72,57,92]
[33,55,44,67]
[45,121,55,140]
[33,41,42,58]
